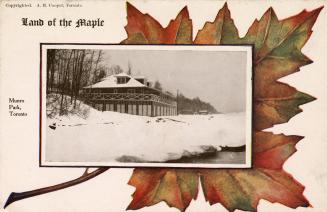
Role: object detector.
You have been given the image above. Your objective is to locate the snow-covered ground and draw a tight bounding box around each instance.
[45,95,246,163]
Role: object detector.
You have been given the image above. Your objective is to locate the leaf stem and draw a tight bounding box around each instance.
[4,167,109,208]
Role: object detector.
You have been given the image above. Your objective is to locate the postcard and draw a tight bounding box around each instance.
[0,0,326,212]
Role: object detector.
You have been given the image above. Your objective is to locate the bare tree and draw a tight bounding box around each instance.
[46,49,56,93]
[59,50,73,115]
[127,60,132,75]
[109,64,124,75]
[154,80,162,90]
[46,49,108,116]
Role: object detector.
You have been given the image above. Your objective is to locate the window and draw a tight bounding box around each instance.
[117,77,129,84]
[143,104,147,116]
[127,89,135,94]
[138,104,143,116]
[121,104,125,113]
[117,104,125,113]
[105,104,114,111]
[132,104,137,115]
[153,105,156,116]
[128,104,133,114]
[157,106,160,116]
[147,105,152,116]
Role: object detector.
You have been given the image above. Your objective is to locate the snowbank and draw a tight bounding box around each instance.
[46,95,246,163]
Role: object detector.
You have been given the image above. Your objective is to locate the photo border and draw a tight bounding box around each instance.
[39,43,254,169]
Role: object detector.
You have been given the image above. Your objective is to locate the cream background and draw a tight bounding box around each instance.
[0,0,327,211]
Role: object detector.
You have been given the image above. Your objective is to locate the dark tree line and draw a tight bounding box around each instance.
[177,93,218,114]
[143,79,217,114]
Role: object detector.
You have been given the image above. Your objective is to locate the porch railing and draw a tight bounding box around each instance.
[81,92,177,106]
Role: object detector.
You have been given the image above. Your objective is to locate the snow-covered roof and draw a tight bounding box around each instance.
[84,73,146,88]
[115,72,130,77]
[133,75,146,79]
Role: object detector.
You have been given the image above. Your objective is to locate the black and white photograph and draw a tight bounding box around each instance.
[41,44,252,168]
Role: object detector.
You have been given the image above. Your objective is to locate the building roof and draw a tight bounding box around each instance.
[84,73,146,88]
[133,75,146,79]
[114,72,130,78]
[84,73,176,98]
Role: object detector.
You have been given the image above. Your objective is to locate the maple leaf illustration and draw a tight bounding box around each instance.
[124,2,323,212]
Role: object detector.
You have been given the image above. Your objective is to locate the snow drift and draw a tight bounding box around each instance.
[45,95,246,163]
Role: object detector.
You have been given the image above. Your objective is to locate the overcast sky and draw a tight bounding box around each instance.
[102,49,248,113]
